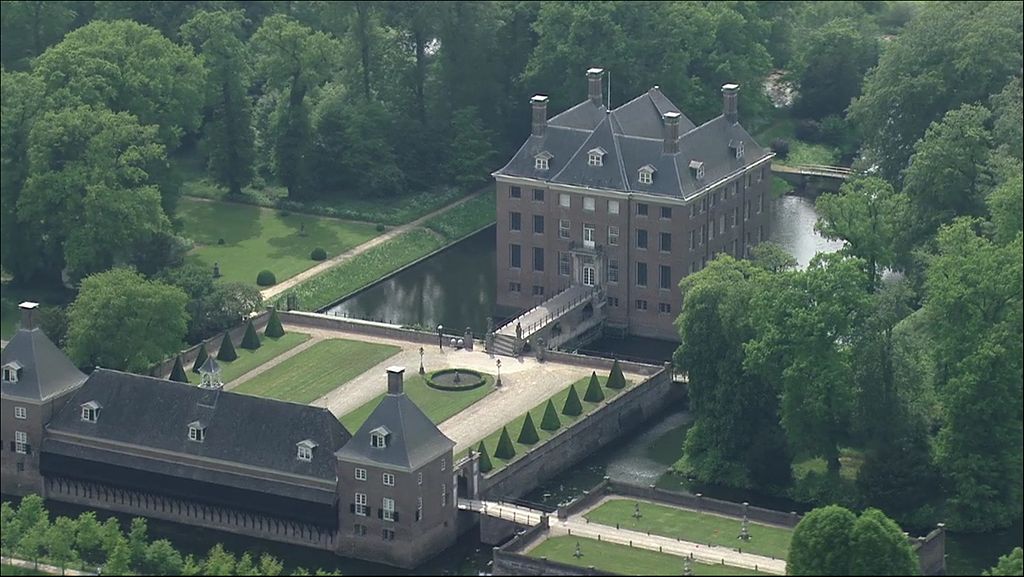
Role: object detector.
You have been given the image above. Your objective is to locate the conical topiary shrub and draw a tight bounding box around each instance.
[477,441,493,474]
[216,332,238,362]
[191,345,209,373]
[540,399,562,431]
[169,355,189,383]
[240,318,261,350]
[264,308,285,338]
[607,359,627,389]
[494,426,516,460]
[518,412,540,445]
[583,371,605,402]
[562,384,583,416]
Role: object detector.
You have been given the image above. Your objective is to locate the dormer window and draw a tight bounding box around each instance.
[370,426,390,449]
[2,362,22,383]
[297,439,317,462]
[730,139,744,160]
[588,147,606,167]
[638,165,656,185]
[188,421,206,443]
[534,151,552,171]
[80,401,102,423]
[689,160,705,180]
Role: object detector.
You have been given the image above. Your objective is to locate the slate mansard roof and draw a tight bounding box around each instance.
[44,369,351,501]
[495,86,771,200]
[1,326,87,402]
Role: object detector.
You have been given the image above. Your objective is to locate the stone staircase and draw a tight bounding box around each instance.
[491,333,518,357]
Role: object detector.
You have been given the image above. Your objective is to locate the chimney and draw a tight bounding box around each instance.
[662,112,681,154]
[587,68,605,107]
[386,366,405,395]
[19,301,39,331]
[531,95,549,137]
[722,83,739,124]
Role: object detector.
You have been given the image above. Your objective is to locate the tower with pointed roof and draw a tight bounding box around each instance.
[334,366,457,568]
[494,70,774,341]
[1,302,87,495]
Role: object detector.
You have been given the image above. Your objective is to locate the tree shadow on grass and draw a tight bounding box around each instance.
[179,199,262,247]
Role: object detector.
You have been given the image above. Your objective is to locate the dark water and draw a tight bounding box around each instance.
[768,195,845,268]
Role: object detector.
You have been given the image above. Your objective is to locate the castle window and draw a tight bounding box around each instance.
[588,147,606,167]
[638,165,656,185]
[81,401,101,423]
[441,458,446,471]
[296,439,317,462]
[418,472,423,485]
[15,406,27,420]
[382,497,396,521]
[15,431,28,454]
[442,483,448,507]
[2,362,22,383]
[383,472,395,486]
[608,199,620,214]
[416,497,423,522]
[355,492,368,516]
[583,197,596,211]
[355,467,367,481]
[534,151,552,170]
[689,160,705,180]
[370,426,390,448]
[188,422,206,443]
[730,139,744,160]
[382,528,395,541]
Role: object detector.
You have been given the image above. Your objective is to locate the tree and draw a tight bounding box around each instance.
[75,511,105,566]
[258,554,284,577]
[0,0,79,69]
[66,268,189,373]
[127,517,149,569]
[17,106,171,281]
[202,544,237,576]
[445,106,495,191]
[169,355,189,383]
[32,19,206,148]
[104,539,132,576]
[606,359,626,390]
[0,501,19,556]
[217,332,238,362]
[240,318,261,350]
[539,399,561,431]
[494,426,516,460]
[250,14,342,198]
[144,539,183,576]
[750,242,797,273]
[990,77,1023,161]
[815,176,911,287]
[46,516,78,573]
[235,552,257,576]
[477,441,493,473]
[181,554,202,577]
[192,345,210,374]
[517,412,540,445]
[18,519,49,568]
[791,17,877,120]
[99,518,123,559]
[848,1,1022,181]
[265,308,285,338]
[562,384,583,416]
[181,10,256,197]
[14,495,46,535]
[984,547,1023,576]
[987,173,1023,246]
[848,508,919,576]
[583,372,605,403]
[787,505,857,575]
[926,219,1023,531]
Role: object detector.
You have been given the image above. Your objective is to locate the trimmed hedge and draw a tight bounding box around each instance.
[583,371,605,402]
[425,368,486,391]
[518,412,540,445]
[562,383,583,416]
[494,426,516,460]
[607,359,627,390]
[540,399,562,431]
[264,308,285,338]
[477,441,493,474]
[191,345,209,373]
[310,247,327,261]
[216,332,238,362]
[256,270,277,286]
[169,355,189,383]
[240,318,261,350]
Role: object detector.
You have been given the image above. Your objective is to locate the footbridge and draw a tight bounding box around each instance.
[772,163,856,194]
[458,498,547,527]
[490,285,605,357]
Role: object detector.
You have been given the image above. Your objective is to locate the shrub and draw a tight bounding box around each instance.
[169,355,189,383]
[494,426,516,460]
[477,441,493,473]
[518,412,540,445]
[278,210,291,218]
[310,247,327,261]
[607,359,627,389]
[256,270,277,286]
[217,238,225,245]
[191,345,209,373]
[264,308,285,338]
[562,384,583,416]
[794,118,822,142]
[376,223,386,232]
[216,332,238,362]
[583,371,605,402]
[540,399,562,431]
[240,318,261,350]
[771,138,790,159]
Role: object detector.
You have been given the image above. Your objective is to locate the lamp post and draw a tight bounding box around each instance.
[437,324,444,352]
[633,502,643,521]
[419,346,425,375]
[496,359,502,388]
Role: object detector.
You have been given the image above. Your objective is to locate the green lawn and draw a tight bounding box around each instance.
[0,564,49,576]
[528,536,763,576]
[177,197,380,286]
[288,228,447,311]
[755,116,840,167]
[187,332,310,384]
[232,338,401,403]
[586,499,792,560]
[463,375,631,471]
[424,191,496,241]
[792,447,864,481]
[340,372,495,431]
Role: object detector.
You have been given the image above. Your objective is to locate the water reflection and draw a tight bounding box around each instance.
[768,195,845,268]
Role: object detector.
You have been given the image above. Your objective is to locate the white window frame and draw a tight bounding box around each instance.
[638,170,652,184]
[559,193,571,208]
[382,497,395,521]
[583,197,595,211]
[81,407,97,422]
[15,406,27,420]
[442,483,448,507]
[558,252,571,276]
[735,141,744,159]
[559,219,570,239]
[371,433,387,448]
[15,431,28,454]
[355,492,368,516]
[2,367,16,382]
[607,260,619,283]
[588,152,603,167]
[582,264,596,287]
[188,426,205,443]
[608,225,619,246]
[535,157,549,170]
[417,497,423,522]
[297,445,313,462]
[583,224,595,249]
[383,472,395,487]
[608,199,620,214]
[355,468,367,481]
[418,472,423,485]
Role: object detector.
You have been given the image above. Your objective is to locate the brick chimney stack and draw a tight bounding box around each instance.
[587,68,605,107]
[663,112,681,154]
[531,95,549,137]
[387,366,405,395]
[19,302,39,331]
[722,83,739,124]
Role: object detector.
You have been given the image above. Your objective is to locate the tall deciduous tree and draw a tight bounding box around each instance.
[984,547,1024,577]
[788,505,857,576]
[445,106,495,191]
[986,173,1023,247]
[67,268,189,372]
[181,10,256,197]
[848,508,920,576]
[0,0,79,69]
[791,18,877,120]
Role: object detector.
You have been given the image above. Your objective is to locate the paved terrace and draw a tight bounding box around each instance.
[239,321,650,452]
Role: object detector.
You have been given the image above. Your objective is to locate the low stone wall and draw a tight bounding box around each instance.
[912,524,946,576]
[480,369,681,500]
[148,310,271,378]
[543,349,665,376]
[607,480,801,529]
[281,310,470,347]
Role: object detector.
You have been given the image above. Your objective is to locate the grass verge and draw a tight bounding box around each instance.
[527,536,764,575]
[188,332,310,384]
[424,192,496,241]
[340,371,495,431]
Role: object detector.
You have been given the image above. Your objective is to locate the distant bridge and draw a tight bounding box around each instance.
[771,163,855,194]
[458,498,546,526]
